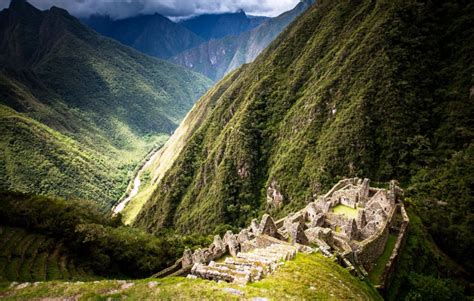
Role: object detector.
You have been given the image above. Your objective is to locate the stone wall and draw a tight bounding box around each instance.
[376,205,410,293]
[355,203,398,271]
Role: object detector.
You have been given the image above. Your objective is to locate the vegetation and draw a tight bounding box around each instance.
[0,192,212,279]
[0,227,97,282]
[82,14,204,59]
[0,0,212,208]
[171,0,314,81]
[387,208,469,300]
[332,204,359,219]
[0,253,382,300]
[368,233,397,284]
[135,0,473,297]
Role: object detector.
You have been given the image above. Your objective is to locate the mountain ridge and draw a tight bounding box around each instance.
[0,0,212,207]
[170,0,315,81]
[134,0,473,289]
[82,13,205,59]
[180,10,268,40]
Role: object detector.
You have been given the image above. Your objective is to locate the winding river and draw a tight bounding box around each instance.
[112,147,162,214]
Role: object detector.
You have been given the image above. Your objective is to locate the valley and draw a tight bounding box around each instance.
[112,135,169,216]
[0,0,472,299]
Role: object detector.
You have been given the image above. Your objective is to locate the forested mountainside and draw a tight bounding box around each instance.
[82,14,205,59]
[171,0,315,81]
[135,0,473,295]
[180,11,268,41]
[0,0,212,208]
[0,192,211,279]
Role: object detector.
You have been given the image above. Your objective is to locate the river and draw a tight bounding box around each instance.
[112,147,162,214]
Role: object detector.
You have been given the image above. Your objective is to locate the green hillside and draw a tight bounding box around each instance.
[0,227,97,283]
[0,252,381,300]
[0,192,212,279]
[0,0,212,207]
[135,0,473,288]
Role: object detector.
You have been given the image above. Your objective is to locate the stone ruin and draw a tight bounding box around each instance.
[153,178,409,290]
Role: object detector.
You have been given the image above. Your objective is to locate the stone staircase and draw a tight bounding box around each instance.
[189,243,298,285]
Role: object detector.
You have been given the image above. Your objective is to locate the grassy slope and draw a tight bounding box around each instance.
[0,226,97,283]
[0,2,212,207]
[0,253,381,300]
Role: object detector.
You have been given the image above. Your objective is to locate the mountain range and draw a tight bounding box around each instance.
[82,2,313,81]
[0,0,472,299]
[171,0,315,81]
[82,13,204,59]
[180,10,268,41]
[0,0,211,208]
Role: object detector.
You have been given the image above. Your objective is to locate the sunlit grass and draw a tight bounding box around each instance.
[332,204,360,219]
[0,253,381,300]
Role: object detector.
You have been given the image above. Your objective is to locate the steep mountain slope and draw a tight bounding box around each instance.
[135,0,473,283]
[171,0,314,81]
[0,0,212,207]
[82,14,205,59]
[119,70,245,224]
[180,11,268,41]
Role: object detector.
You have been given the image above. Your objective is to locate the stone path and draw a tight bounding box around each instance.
[189,243,297,285]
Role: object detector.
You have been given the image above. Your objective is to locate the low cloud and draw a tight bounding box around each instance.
[0,0,300,19]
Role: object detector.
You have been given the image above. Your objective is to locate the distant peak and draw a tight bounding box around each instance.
[49,6,69,15]
[9,0,27,9]
[9,0,38,14]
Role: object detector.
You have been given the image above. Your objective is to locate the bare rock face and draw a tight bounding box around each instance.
[266,179,284,209]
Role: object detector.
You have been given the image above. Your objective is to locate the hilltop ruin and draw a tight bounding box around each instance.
[154,178,409,292]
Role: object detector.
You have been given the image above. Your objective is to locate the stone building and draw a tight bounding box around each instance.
[153,178,409,289]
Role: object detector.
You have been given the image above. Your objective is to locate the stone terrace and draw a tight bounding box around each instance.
[154,178,409,289]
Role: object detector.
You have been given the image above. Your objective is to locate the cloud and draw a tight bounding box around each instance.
[0,0,301,19]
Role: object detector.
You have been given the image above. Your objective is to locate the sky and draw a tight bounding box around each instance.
[0,0,301,19]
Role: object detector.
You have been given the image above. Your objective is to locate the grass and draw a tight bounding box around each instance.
[332,204,360,219]
[368,233,397,284]
[0,253,382,300]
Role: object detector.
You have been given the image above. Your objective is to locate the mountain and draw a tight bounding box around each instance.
[82,14,205,59]
[0,0,212,208]
[180,10,268,41]
[171,0,314,81]
[134,0,473,296]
